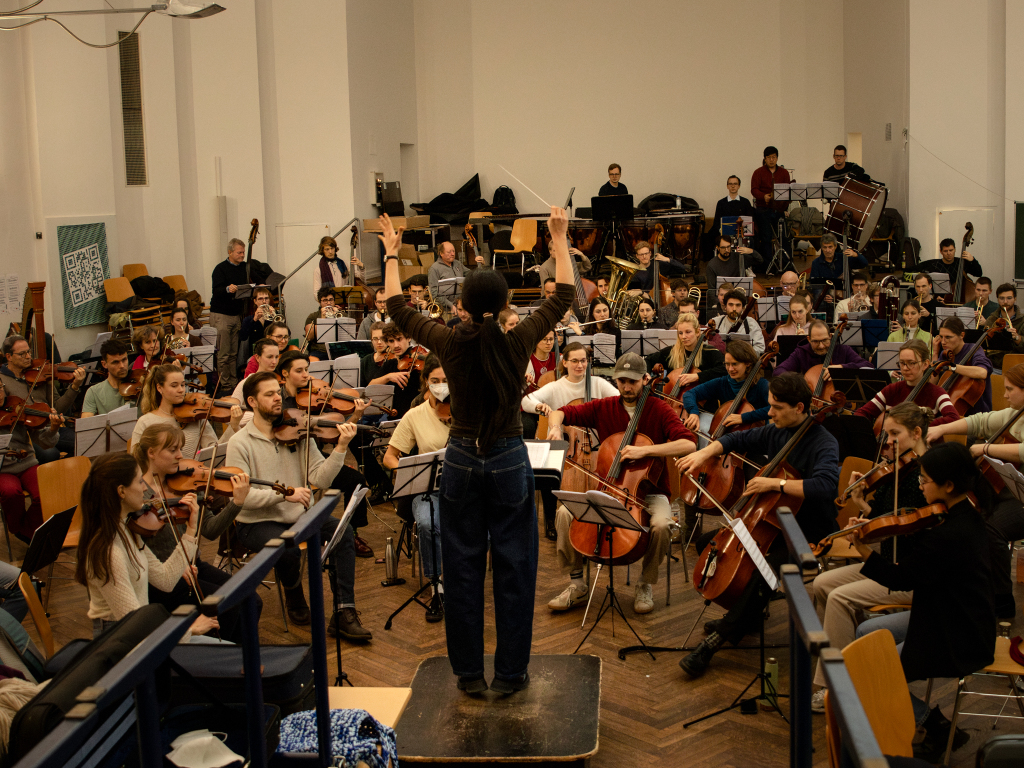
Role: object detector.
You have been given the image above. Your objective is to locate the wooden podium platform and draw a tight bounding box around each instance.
[397,654,601,766]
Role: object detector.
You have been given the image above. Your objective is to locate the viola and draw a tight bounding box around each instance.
[272,409,385,444]
[811,502,948,557]
[690,393,847,609]
[124,495,199,538]
[172,393,241,423]
[935,318,1004,416]
[567,368,667,566]
[835,448,920,508]
[0,396,73,429]
[804,315,848,403]
[680,342,779,512]
[166,459,295,498]
[295,378,397,417]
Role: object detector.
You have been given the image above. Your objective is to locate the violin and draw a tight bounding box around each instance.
[566,368,667,566]
[295,378,397,417]
[935,318,1004,416]
[166,459,296,498]
[397,345,430,372]
[21,359,84,385]
[0,396,73,429]
[680,342,778,512]
[172,393,240,423]
[835,447,920,507]
[690,393,847,609]
[125,495,198,538]
[271,409,385,444]
[804,315,848,404]
[118,369,147,398]
[811,502,948,557]
[433,399,451,422]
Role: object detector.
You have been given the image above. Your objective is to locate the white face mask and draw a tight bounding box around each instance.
[429,382,449,402]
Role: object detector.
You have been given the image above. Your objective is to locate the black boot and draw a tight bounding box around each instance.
[703,618,723,636]
[912,706,969,762]
[680,631,725,677]
[284,586,310,626]
[329,607,373,641]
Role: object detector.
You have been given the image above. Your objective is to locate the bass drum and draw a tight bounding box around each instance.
[824,179,888,251]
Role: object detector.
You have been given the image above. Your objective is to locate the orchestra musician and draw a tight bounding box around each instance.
[626,298,667,331]
[596,276,610,298]
[778,271,801,298]
[833,272,870,315]
[773,320,872,379]
[926,362,1024,619]
[886,300,931,346]
[130,364,240,459]
[931,317,993,414]
[313,234,362,293]
[303,287,341,361]
[368,325,421,417]
[966,276,998,324]
[381,206,574,696]
[382,353,452,622]
[712,175,755,232]
[525,331,557,394]
[248,286,278,347]
[682,338,769,439]
[644,313,726,397]
[705,236,760,295]
[226,339,280,436]
[133,422,258,644]
[599,163,628,196]
[407,275,431,312]
[243,322,291,377]
[81,339,132,417]
[357,287,390,340]
[132,326,173,372]
[0,334,82,539]
[582,297,621,355]
[676,374,840,677]
[545,353,697,615]
[628,241,686,292]
[773,294,810,337]
[209,238,249,395]
[447,298,471,329]
[361,322,390,387]
[822,144,868,183]
[853,340,958,424]
[166,308,201,349]
[981,282,1024,368]
[499,308,520,333]
[750,146,791,259]
[228,371,371,641]
[428,241,471,311]
[809,403,929,712]
[658,279,692,328]
[913,273,941,335]
[537,239,591,287]
[915,237,982,286]
[808,233,868,303]
[75,451,219,641]
[714,289,766,354]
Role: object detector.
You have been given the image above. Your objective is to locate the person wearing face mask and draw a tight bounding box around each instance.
[383,354,452,623]
[357,287,391,340]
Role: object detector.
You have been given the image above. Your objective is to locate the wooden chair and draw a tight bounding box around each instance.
[1002,353,1024,372]
[993,373,1009,410]
[824,629,915,767]
[122,263,149,281]
[820,455,874,565]
[36,456,89,609]
[163,274,188,294]
[103,277,163,329]
[491,219,538,274]
[18,572,53,660]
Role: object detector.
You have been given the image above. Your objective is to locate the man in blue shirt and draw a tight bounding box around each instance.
[809,233,868,312]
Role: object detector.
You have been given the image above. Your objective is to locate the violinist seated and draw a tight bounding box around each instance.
[807,233,868,306]
[165,307,203,350]
[676,374,841,677]
[853,340,959,426]
[0,335,84,540]
[712,290,766,355]
[133,422,259,644]
[626,299,667,331]
[643,313,727,399]
[382,354,452,622]
[520,331,558,440]
[81,339,132,417]
[224,339,280,436]
[885,300,931,347]
[704,236,761,297]
[925,361,1024,620]
[832,272,871,317]
[809,403,929,713]
[303,287,342,362]
[369,325,422,418]
[626,241,686,293]
[78,452,222,643]
[248,285,279,347]
[915,236,982,287]
[227,371,372,641]
[980,282,1024,369]
[132,326,179,373]
[545,353,697,616]
[243,322,290,377]
[357,287,390,340]
[658,279,693,328]
[931,316,993,415]
[522,343,618,539]
[536,239,592,287]
[772,319,872,380]
[131,364,241,462]
[843,443,996,763]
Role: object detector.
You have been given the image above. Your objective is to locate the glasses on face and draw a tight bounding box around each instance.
[270,334,288,342]
[810,338,830,346]
[834,154,846,159]
[637,251,651,258]
[918,476,935,487]
[567,358,587,366]
[898,360,921,368]
[781,281,798,288]
[11,349,31,357]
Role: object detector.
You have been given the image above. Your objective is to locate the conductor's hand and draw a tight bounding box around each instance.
[684,412,700,432]
[377,214,405,257]
[619,444,649,461]
[546,424,563,441]
[286,487,313,507]
[230,472,251,506]
[191,615,220,636]
[548,207,568,240]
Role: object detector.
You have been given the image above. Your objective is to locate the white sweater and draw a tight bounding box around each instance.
[227,421,348,525]
[131,411,222,460]
[521,375,618,413]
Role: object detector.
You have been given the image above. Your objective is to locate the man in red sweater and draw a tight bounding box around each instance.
[544,353,697,615]
[750,146,792,271]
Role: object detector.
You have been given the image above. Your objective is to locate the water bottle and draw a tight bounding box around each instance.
[999,621,1012,639]
[759,657,779,710]
[383,537,397,583]
[675,195,682,210]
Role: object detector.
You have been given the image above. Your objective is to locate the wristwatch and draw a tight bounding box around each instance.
[384,255,398,262]
[778,478,787,493]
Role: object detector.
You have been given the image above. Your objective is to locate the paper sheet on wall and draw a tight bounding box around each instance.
[5,275,21,313]
[728,517,779,591]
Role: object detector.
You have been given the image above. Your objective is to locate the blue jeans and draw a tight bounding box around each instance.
[412,492,442,580]
[0,560,26,623]
[440,436,536,681]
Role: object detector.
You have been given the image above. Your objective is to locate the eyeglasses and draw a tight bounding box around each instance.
[781,281,798,288]
[637,251,651,258]
[11,349,31,357]
[918,476,935,487]
[810,338,830,345]
[898,360,922,368]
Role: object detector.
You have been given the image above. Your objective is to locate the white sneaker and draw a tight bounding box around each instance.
[811,688,827,714]
[633,582,655,614]
[547,583,588,611]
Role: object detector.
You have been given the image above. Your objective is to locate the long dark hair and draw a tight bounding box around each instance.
[918,442,992,517]
[588,296,616,333]
[76,452,143,587]
[458,268,520,451]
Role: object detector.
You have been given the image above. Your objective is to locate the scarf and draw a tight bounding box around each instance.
[317,256,347,289]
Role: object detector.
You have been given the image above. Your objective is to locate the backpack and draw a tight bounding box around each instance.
[491,185,518,215]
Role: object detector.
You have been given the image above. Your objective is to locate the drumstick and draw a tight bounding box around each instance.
[499,165,551,208]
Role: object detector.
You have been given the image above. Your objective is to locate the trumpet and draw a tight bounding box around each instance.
[255,304,284,323]
[320,305,345,319]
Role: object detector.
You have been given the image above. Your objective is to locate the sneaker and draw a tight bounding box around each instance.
[545,523,557,541]
[811,688,827,714]
[679,632,725,678]
[426,592,444,623]
[547,583,588,612]
[328,607,373,641]
[490,672,530,695]
[284,586,311,626]
[633,582,654,614]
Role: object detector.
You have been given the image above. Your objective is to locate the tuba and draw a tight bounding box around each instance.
[604,254,644,329]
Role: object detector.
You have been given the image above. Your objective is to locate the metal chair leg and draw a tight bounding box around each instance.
[277,577,289,633]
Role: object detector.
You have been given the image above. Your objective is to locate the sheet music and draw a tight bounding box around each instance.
[928,273,952,295]
[196,442,229,468]
[593,333,616,365]
[874,342,903,371]
[316,318,357,343]
[721,276,753,296]
[182,345,216,373]
[525,440,550,468]
[436,277,465,303]
[936,305,978,330]
[0,436,11,451]
[983,458,1024,504]
[75,410,137,457]
[729,518,779,591]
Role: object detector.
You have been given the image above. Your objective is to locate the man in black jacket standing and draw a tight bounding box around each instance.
[210,238,250,394]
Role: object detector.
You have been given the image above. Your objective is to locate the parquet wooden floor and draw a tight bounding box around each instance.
[27,498,1024,768]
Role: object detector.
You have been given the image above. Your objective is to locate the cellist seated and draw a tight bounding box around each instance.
[544,353,697,616]
[772,319,872,380]
[674,373,840,678]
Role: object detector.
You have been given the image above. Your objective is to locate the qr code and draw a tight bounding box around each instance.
[63,244,104,307]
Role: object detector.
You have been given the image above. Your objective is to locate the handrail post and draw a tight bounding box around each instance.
[277,216,361,317]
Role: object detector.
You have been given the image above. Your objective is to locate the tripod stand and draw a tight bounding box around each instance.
[322,485,369,687]
[765,215,794,275]
[384,450,445,629]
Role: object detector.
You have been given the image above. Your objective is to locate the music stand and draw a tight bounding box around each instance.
[195,442,229,468]
[591,194,634,262]
[826,368,890,409]
[552,489,654,659]
[316,318,357,345]
[179,345,216,374]
[322,485,368,686]
[928,273,952,296]
[756,297,781,325]
[435,277,464,309]
[516,306,539,319]
[620,330,675,357]
[874,342,903,371]
[361,384,395,418]
[195,326,219,348]
[384,450,445,628]
[325,340,373,361]
[983,458,1024,502]
[75,409,137,457]
[936,305,978,330]
[721,276,753,296]
[21,506,75,577]
[309,356,361,389]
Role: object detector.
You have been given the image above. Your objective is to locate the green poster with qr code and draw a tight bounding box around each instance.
[57,223,110,328]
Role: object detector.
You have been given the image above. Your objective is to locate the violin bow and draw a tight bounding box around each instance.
[154,485,204,603]
[189,447,218,571]
[303,378,313,509]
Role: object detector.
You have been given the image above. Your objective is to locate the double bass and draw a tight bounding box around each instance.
[943,222,976,306]
[804,315,848,404]
[935,317,1005,416]
[680,342,778,512]
[690,394,847,609]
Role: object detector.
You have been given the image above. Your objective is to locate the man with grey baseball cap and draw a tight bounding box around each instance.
[544,352,697,615]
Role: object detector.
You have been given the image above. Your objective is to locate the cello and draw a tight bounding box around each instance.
[660,320,718,415]
[560,355,596,494]
[680,342,779,512]
[935,317,1005,416]
[689,393,847,609]
[804,315,848,404]
[566,369,667,566]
